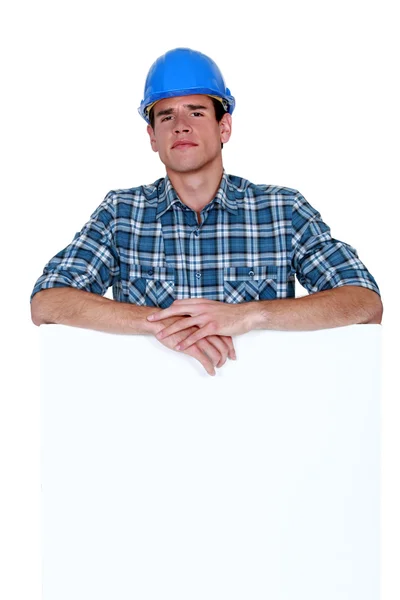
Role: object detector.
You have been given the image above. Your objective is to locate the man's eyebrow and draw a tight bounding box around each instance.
[155,104,209,118]
[185,104,209,110]
[155,108,174,118]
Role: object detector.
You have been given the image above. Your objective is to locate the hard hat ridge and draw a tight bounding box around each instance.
[138,47,235,124]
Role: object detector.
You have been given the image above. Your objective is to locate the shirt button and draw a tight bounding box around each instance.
[148,269,153,276]
[248,270,255,276]
[194,229,199,236]
[195,272,201,279]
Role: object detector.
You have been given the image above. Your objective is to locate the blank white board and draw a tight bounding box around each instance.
[40,324,381,600]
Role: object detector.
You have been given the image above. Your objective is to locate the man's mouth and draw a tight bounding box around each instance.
[171,141,198,149]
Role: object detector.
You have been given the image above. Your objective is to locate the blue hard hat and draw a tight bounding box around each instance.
[138,47,235,124]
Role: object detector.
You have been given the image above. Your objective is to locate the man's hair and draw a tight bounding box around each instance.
[149,97,227,149]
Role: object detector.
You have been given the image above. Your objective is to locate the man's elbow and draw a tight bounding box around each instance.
[362,290,383,324]
[31,290,52,326]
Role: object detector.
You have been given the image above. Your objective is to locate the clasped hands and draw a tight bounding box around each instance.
[147,298,254,376]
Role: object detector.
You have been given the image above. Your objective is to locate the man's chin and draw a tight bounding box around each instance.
[163,161,206,175]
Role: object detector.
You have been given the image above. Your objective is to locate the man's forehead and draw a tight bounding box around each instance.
[154,94,214,112]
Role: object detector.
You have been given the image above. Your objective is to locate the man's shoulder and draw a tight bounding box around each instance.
[226,173,301,200]
[104,177,165,205]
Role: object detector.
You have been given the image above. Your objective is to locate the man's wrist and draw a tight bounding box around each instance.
[124,305,161,335]
[243,300,269,331]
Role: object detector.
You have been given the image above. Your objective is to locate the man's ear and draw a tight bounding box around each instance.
[219,112,232,145]
[147,124,158,153]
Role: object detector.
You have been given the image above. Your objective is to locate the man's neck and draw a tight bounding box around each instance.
[166,162,224,214]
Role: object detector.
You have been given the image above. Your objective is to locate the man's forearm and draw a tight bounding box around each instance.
[248,286,383,331]
[31,287,237,376]
[31,288,161,335]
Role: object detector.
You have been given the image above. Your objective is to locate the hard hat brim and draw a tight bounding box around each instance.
[138,88,235,124]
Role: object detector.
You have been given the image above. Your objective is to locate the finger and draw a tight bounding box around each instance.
[172,298,215,306]
[186,346,215,376]
[147,298,216,322]
[210,335,237,361]
[147,305,195,322]
[220,335,237,360]
[197,338,224,368]
[175,326,212,351]
[156,316,201,340]
[205,335,229,367]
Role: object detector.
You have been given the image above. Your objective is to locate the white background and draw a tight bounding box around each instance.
[0,0,398,598]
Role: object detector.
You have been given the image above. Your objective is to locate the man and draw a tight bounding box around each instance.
[30,47,383,375]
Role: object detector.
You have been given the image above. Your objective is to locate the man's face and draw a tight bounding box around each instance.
[146,95,232,175]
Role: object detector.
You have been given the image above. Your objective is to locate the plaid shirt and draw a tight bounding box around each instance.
[31,172,380,307]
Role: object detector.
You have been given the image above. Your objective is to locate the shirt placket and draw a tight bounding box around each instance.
[188,213,203,298]
[167,204,191,299]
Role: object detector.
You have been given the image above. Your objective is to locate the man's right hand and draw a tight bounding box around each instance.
[154,316,236,376]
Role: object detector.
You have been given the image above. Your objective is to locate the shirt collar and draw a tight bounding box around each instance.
[213,171,241,214]
[155,175,181,219]
[155,171,242,219]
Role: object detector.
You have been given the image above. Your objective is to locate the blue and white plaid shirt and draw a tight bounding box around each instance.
[31,172,380,307]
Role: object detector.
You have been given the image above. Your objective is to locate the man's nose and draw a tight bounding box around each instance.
[174,113,192,133]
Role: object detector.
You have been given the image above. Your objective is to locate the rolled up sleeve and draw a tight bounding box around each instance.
[30,192,120,301]
[291,192,380,296]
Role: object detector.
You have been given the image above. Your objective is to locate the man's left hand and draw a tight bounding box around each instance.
[147,298,255,351]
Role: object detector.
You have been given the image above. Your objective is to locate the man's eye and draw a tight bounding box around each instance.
[161,115,173,122]
[192,112,203,117]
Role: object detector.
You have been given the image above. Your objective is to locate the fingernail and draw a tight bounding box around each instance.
[147,314,154,320]
[175,344,181,351]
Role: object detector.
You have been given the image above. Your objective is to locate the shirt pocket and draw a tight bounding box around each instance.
[223,265,277,303]
[128,265,176,308]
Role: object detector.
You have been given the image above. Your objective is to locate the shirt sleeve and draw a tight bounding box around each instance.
[291,191,380,296]
[30,192,120,301]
